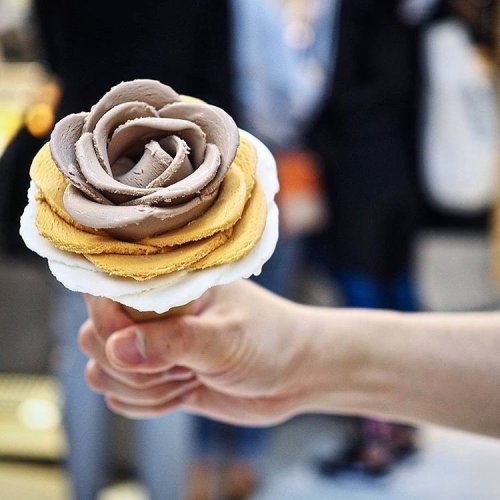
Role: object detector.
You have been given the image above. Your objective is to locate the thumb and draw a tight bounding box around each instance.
[105,313,241,374]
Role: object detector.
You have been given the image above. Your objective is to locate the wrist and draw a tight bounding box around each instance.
[291,307,403,418]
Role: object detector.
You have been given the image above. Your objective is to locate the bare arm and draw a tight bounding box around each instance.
[300,307,500,437]
[80,280,500,437]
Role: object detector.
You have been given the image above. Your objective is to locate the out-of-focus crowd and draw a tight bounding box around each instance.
[0,1,498,499]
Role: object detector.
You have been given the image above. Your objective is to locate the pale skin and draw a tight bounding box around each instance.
[80,280,500,438]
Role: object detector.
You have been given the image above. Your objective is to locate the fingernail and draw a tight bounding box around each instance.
[111,329,146,365]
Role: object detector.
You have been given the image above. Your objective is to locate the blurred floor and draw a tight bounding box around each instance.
[416,231,500,311]
[255,418,500,500]
[1,421,499,500]
[0,462,68,500]
[1,230,500,499]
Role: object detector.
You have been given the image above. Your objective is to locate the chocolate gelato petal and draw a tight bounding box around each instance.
[49,80,240,240]
[63,184,216,241]
[93,101,159,176]
[75,132,155,203]
[111,156,136,177]
[50,112,112,205]
[115,140,173,188]
[123,143,221,207]
[84,79,180,133]
[107,117,207,167]
[147,136,193,189]
[159,102,238,170]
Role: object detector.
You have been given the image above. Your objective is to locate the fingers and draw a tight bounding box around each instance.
[80,318,202,419]
[79,319,194,388]
[104,392,195,419]
[79,289,250,421]
[85,359,201,407]
[103,385,295,425]
[84,294,134,343]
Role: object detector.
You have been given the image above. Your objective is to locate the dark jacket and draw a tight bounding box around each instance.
[309,0,421,280]
[35,0,235,119]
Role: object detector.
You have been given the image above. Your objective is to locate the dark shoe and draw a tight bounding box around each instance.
[317,443,362,477]
[357,418,394,476]
[391,425,418,461]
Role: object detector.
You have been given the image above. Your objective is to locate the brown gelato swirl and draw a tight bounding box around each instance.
[49,79,239,240]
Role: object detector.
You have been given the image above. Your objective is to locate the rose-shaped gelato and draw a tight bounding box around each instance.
[50,79,239,240]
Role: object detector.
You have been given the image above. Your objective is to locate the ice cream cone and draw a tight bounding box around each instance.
[122,303,192,322]
[19,80,279,317]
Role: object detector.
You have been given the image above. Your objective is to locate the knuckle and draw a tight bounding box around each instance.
[226,310,247,334]
[178,314,196,333]
[78,321,95,352]
[175,316,198,352]
[147,384,184,406]
[184,385,202,406]
[78,319,92,336]
[139,382,190,406]
[85,361,104,390]
[104,396,123,414]
[149,317,193,365]
[144,389,168,406]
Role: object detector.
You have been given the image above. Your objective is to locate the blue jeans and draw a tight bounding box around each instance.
[334,268,419,311]
[52,283,191,500]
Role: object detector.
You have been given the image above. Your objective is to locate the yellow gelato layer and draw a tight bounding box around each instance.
[85,230,232,280]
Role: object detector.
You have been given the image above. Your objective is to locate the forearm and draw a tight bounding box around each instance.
[297,306,500,437]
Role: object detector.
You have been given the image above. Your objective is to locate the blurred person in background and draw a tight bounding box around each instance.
[1,1,235,498]
[418,0,498,232]
[307,0,442,476]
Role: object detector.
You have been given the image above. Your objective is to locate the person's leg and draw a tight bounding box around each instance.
[233,426,267,463]
[214,235,300,493]
[225,426,266,498]
[343,196,420,473]
[386,272,419,312]
[192,416,219,462]
[185,416,220,500]
[52,284,110,500]
[134,412,191,500]
[335,268,385,309]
